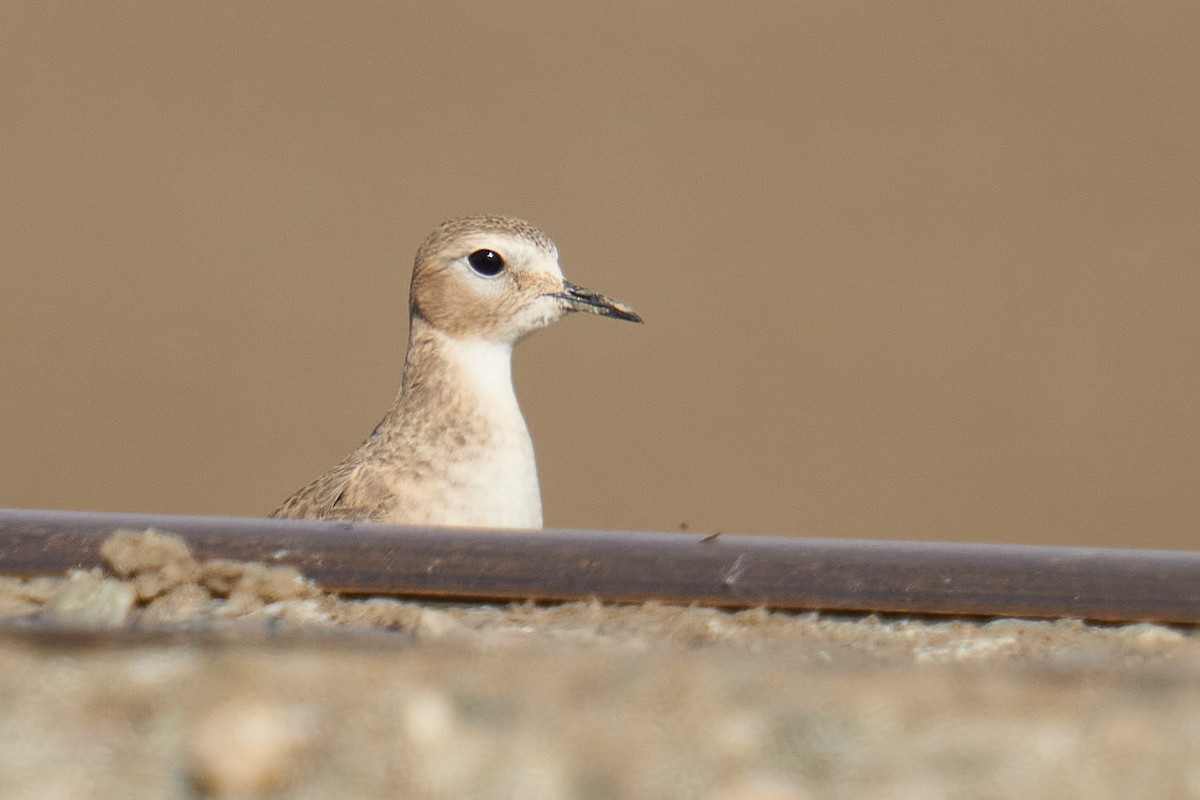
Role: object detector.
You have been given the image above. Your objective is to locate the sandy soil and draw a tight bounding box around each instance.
[1,530,1198,799]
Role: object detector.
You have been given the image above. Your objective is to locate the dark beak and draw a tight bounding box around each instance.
[557,281,643,323]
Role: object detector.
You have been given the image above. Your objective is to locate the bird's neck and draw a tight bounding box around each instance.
[370,317,540,528]
[394,318,521,424]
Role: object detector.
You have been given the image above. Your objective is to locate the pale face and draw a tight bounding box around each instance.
[411,228,567,343]
[410,216,641,344]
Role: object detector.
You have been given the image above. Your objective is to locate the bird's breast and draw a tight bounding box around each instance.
[382,416,542,528]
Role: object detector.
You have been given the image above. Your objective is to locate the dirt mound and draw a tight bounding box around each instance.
[2,529,1199,799]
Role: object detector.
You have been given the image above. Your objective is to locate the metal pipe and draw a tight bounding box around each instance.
[0,507,1197,623]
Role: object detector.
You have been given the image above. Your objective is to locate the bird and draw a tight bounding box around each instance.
[271,215,641,529]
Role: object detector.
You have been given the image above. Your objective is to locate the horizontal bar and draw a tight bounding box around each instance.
[0,508,1197,623]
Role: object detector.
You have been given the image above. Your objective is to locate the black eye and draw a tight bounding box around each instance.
[467,249,505,276]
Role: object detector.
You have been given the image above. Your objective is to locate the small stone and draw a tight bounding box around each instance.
[200,560,319,603]
[263,598,338,627]
[18,576,61,604]
[402,689,455,747]
[100,528,200,601]
[1128,623,1185,648]
[416,608,462,639]
[199,559,247,596]
[140,583,213,624]
[330,597,423,631]
[41,571,135,629]
[231,564,322,604]
[188,701,310,797]
[212,591,265,619]
[0,578,42,619]
[713,711,767,761]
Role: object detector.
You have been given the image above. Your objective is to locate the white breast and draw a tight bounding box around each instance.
[385,335,543,528]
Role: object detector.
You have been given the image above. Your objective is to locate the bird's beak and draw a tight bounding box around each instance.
[556,281,643,323]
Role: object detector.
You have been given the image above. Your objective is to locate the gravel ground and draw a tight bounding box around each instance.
[0,530,1198,799]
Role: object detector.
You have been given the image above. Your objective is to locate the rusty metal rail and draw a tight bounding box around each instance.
[0,507,1198,623]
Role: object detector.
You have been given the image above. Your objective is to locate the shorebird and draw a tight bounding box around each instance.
[272,215,641,528]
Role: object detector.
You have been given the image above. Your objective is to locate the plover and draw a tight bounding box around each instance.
[272,215,641,528]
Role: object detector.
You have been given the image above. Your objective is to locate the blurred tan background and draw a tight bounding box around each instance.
[1,3,1197,549]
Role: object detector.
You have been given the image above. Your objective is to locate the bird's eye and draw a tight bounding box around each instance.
[467,249,505,276]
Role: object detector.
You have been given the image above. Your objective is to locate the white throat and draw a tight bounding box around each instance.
[400,329,541,528]
[436,335,518,405]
